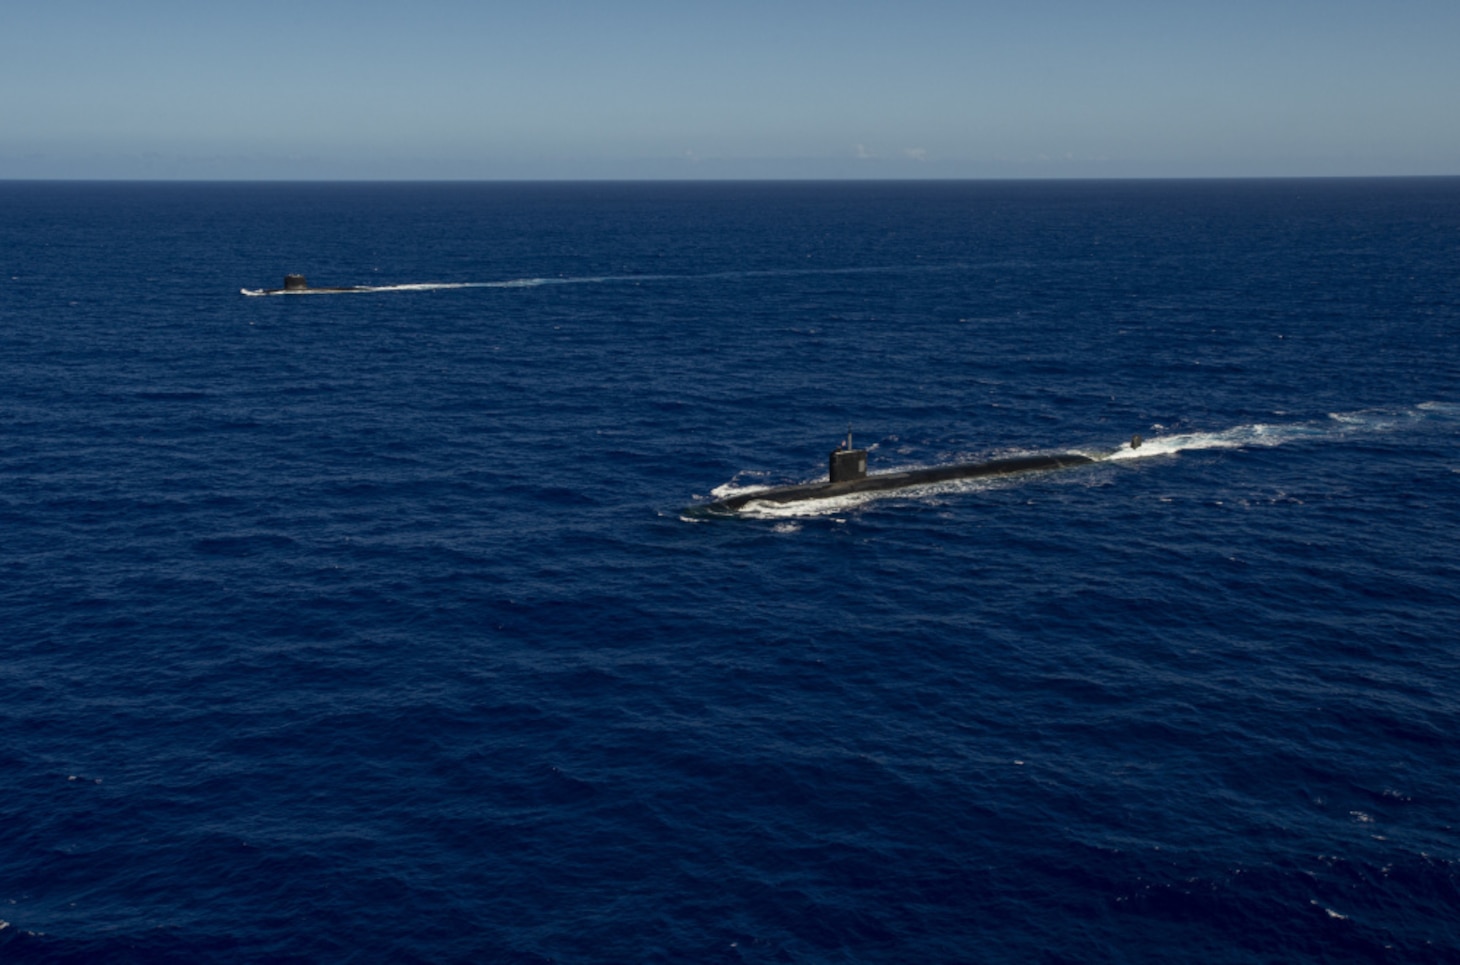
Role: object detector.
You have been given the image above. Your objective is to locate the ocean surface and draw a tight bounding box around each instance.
[2,179,1458,963]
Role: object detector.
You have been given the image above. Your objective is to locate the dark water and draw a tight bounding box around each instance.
[2,179,1458,962]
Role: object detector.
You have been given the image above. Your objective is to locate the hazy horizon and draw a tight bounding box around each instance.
[4,1,1457,181]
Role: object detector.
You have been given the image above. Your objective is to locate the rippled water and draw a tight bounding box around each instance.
[3,180,1458,962]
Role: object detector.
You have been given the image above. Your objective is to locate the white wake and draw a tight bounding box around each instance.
[240,263,968,297]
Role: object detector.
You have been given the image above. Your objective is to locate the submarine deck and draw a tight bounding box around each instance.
[703,452,1095,513]
[248,286,371,295]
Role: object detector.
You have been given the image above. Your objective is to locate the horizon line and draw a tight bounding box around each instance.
[4,173,1459,184]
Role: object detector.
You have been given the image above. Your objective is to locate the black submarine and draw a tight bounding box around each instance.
[245,274,369,295]
[697,430,1142,514]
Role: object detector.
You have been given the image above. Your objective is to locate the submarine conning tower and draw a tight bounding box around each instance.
[283,274,308,291]
[829,428,867,483]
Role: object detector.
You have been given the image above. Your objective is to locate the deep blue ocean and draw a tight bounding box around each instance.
[2,179,1458,963]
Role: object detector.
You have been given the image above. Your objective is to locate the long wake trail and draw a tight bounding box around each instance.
[240,263,969,296]
[1105,404,1455,462]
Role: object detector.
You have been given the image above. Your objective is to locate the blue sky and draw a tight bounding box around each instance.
[3,0,1457,179]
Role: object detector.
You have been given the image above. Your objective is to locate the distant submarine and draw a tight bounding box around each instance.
[697,431,1142,513]
[249,274,368,295]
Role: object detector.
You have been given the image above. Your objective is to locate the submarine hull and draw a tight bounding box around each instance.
[242,274,370,296]
[246,285,370,295]
[702,452,1095,513]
